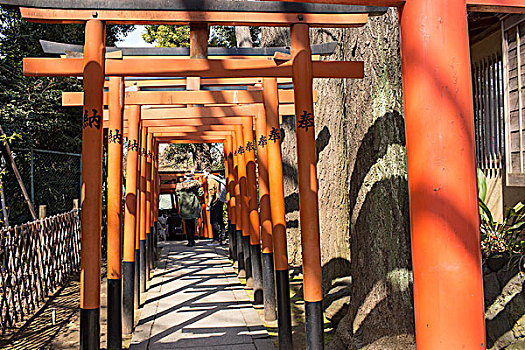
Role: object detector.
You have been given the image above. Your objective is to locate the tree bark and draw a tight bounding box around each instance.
[235,26,253,48]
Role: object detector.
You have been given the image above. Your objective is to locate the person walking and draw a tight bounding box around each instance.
[176,173,204,247]
[204,168,227,245]
[157,212,168,242]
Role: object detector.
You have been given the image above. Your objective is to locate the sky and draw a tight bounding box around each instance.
[117,25,154,48]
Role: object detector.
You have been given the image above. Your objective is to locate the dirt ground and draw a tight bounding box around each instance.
[0,264,134,350]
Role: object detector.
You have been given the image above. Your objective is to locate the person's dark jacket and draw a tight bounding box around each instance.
[176,180,204,220]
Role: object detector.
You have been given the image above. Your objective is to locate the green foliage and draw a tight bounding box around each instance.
[477,168,487,202]
[478,170,525,270]
[0,7,133,224]
[143,25,190,47]
[142,25,260,48]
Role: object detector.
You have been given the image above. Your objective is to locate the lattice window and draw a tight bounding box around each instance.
[503,16,525,186]
[473,55,504,170]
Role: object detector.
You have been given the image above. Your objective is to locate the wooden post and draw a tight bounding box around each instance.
[80,19,105,350]
[245,116,263,302]
[145,132,152,281]
[256,103,277,321]
[233,128,245,278]
[139,126,147,296]
[152,141,159,260]
[122,105,140,334]
[38,205,47,219]
[237,123,252,286]
[106,76,124,349]
[399,0,486,348]
[134,123,143,309]
[291,23,323,349]
[224,139,233,258]
[226,136,238,265]
[264,77,292,348]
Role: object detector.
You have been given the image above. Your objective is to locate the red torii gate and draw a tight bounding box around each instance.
[3,0,522,349]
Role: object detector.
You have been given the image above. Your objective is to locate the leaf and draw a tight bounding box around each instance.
[477,168,487,202]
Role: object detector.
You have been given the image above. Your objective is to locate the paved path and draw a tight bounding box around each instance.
[130,241,275,350]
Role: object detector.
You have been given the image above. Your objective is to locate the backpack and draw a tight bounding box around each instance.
[176,180,203,220]
[209,174,227,202]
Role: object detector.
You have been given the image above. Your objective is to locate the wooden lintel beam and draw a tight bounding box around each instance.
[24,58,364,79]
[258,0,525,13]
[105,77,295,88]
[152,130,233,135]
[63,90,315,106]
[0,0,387,15]
[466,0,525,13]
[140,106,259,119]
[17,7,370,27]
[257,0,403,6]
[107,117,250,131]
[147,126,238,133]
[157,137,225,143]
[108,118,247,128]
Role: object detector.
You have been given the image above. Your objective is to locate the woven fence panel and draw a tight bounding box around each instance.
[0,209,80,331]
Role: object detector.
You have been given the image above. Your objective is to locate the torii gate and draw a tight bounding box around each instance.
[113,110,284,322]
[59,43,326,348]
[3,0,517,348]
[68,93,301,335]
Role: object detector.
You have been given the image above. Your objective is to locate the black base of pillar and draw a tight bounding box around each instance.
[230,223,237,262]
[80,308,100,350]
[107,278,122,350]
[145,233,151,281]
[122,261,135,334]
[134,249,140,309]
[276,269,293,349]
[153,225,158,259]
[242,235,252,288]
[227,221,233,260]
[149,226,154,270]
[250,244,263,304]
[236,230,245,278]
[140,239,146,293]
[262,252,277,321]
[305,300,324,350]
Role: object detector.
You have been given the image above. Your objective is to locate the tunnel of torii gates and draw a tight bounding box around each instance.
[3,0,525,349]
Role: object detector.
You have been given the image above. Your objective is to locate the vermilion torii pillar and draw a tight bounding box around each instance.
[224,137,236,260]
[145,132,153,283]
[399,0,486,348]
[134,123,143,312]
[291,23,325,349]
[79,19,105,350]
[138,125,147,299]
[106,76,124,349]
[264,78,292,341]
[122,105,140,334]
[255,95,277,321]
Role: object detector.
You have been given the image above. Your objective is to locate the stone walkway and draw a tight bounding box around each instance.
[130,241,275,350]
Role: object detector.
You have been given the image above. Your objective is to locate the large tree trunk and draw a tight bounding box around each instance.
[261,8,414,349]
[235,26,253,48]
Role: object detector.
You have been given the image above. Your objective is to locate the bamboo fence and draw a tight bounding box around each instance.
[0,209,81,331]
